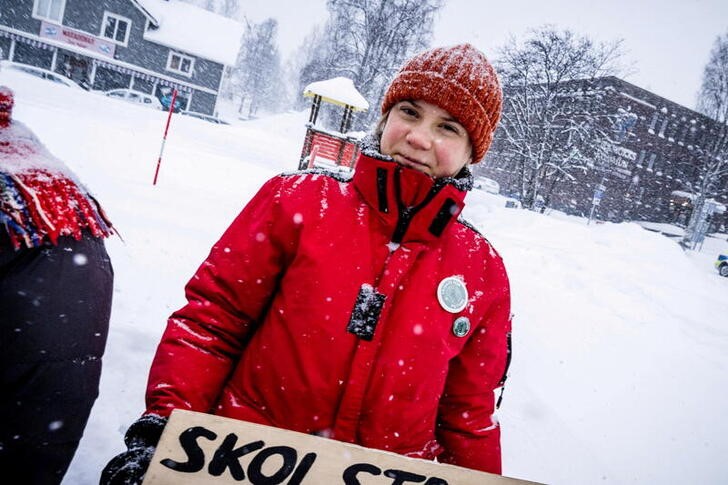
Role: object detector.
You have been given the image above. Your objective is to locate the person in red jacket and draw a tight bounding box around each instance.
[0,86,115,484]
[102,43,512,483]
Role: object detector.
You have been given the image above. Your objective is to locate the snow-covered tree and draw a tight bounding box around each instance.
[179,0,287,115]
[681,31,728,246]
[228,18,286,117]
[489,26,624,211]
[288,25,328,111]
[297,0,443,129]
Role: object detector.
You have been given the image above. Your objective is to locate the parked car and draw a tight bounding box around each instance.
[102,88,163,110]
[473,176,500,194]
[716,254,728,277]
[180,110,229,124]
[0,60,86,90]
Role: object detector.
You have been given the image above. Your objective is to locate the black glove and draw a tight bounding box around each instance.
[100,414,168,485]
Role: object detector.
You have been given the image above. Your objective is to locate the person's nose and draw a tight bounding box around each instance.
[405,123,432,151]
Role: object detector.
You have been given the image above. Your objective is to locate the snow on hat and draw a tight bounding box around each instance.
[0,86,13,125]
[381,44,502,162]
[0,86,13,110]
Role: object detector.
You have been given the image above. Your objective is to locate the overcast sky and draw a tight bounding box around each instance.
[241,0,727,110]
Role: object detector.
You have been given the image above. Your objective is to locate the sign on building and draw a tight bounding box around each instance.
[596,141,635,179]
[39,21,116,59]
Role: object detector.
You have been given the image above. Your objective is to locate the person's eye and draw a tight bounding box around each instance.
[441,123,461,135]
[400,105,418,117]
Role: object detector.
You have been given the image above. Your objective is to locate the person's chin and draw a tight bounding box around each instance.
[395,158,431,176]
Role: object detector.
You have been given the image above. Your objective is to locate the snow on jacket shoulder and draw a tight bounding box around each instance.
[145,150,512,474]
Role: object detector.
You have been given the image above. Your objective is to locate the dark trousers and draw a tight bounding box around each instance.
[0,232,113,484]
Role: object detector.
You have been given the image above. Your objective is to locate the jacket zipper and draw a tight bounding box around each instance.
[389,166,443,244]
[391,207,412,244]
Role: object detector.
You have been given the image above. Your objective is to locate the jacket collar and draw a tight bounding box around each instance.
[352,141,472,245]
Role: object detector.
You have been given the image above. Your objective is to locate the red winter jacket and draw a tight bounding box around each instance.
[145,149,512,474]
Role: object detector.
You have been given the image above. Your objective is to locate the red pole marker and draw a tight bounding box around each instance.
[153,88,178,185]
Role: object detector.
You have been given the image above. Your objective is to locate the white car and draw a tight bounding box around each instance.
[0,60,85,89]
[473,176,500,194]
[102,88,163,110]
[180,110,229,124]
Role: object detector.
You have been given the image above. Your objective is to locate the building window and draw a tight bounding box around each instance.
[33,0,66,23]
[658,119,668,138]
[647,153,656,171]
[166,52,195,76]
[677,125,689,145]
[101,12,131,46]
[648,113,658,133]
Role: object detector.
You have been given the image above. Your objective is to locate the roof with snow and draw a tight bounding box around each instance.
[134,0,244,66]
[303,77,369,111]
[670,191,727,212]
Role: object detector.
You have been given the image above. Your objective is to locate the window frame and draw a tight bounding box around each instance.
[32,0,67,23]
[648,112,658,133]
[647,153,657,171]
[166,51,195,77]
[658,118,668,138]
[100,11,132,46]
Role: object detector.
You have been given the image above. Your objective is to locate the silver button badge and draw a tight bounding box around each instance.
[437,276,468,313]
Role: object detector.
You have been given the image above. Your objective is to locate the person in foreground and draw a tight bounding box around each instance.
[101,43,512,484]
[0,86,115,484]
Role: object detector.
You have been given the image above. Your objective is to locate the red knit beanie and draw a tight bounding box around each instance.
[381,44,502,162]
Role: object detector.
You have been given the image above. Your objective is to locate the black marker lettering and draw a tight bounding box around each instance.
[288,452,317,485]
[383,468,427,484]
[207,434,264,480]
[247,445,298,484]
[160,426,217,473]
[342,463,382,485]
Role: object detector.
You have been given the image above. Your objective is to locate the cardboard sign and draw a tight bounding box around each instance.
[143,409,539,485]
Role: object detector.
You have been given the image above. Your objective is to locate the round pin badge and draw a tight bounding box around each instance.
[452,316,471,337]
[437,276,468,313]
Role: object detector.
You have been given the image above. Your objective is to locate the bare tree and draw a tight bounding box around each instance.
[681,31,728,247]
[229,18,285,117]
[297,0,443,129]
[290,25,329,111]
[697,33,728,124]
[490,26,624,211]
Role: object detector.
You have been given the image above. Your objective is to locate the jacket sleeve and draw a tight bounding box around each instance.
[435,271,512,475]
[145,175,298,416]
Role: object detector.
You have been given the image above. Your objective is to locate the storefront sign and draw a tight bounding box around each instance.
[596,141,635,179]
[143,409,539,485]
[39,21,115,59]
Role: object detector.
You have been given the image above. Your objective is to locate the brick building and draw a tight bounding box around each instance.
[479,76,728,229]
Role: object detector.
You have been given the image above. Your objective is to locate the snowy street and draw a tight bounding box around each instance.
[2,70,728,485]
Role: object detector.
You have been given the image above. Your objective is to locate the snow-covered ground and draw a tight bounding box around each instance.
[2,70,728,485]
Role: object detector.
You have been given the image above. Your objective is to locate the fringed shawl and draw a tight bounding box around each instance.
[0,121,113,250]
